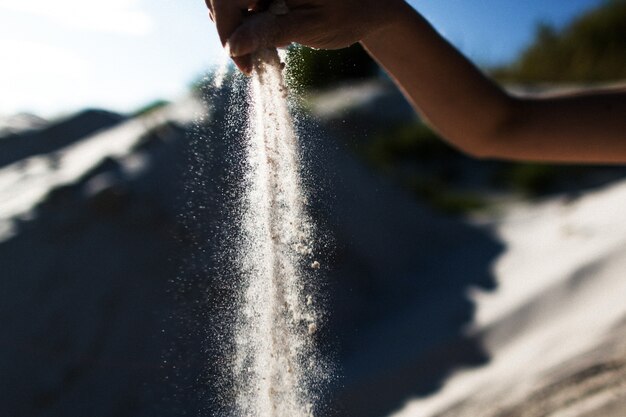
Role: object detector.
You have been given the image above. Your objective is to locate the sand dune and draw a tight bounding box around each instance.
[0,100,202,241]
[391,183,626,417]
[1,88,625,416]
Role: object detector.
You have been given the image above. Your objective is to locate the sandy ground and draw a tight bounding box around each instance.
[2,84,625,416]
[308,80,626,416]
[390,182,626,417]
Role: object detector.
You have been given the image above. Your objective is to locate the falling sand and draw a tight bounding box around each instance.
[231,47,323,416]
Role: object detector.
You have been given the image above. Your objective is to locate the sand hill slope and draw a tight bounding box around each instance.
[390,183,626,417]
[1,87,624,417]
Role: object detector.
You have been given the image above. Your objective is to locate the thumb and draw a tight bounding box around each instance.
[226,11,311,57]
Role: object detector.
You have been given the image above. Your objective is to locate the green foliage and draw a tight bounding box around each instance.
[493,163,592,196]
[287,44,378,90]
[364,123,454,168]
[362,122,489,215]
[133,99,170,117]
[494,163,561,195]
[493,0,626,82]
[359,122,611,213]
[408,177,488,215]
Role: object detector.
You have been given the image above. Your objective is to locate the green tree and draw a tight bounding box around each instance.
[287,43,378,90]
[493,0,626,82]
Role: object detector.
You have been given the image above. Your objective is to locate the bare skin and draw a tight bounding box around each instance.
[205,0,626,163]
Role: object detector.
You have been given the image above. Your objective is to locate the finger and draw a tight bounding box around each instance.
[212,0,253,44]
[227,10,312,57]
[233,56,253,75]
[211,1,255,74]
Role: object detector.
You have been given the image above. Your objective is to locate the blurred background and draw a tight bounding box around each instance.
[1,0,625,416]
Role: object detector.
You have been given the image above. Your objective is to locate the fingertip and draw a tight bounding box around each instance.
[233,56,252,76]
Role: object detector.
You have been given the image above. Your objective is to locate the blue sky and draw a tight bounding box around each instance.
[0,0,604,117]
[413,0,604,65]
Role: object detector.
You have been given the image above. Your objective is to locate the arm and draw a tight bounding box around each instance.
[360,2,626,163]
[211,0,626,163]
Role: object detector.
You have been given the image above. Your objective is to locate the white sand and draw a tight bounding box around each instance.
[0,98,203,242]
[391,181,626,416]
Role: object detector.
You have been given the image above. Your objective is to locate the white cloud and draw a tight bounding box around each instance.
[0,0,154,36]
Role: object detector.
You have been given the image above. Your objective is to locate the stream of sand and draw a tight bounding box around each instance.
[232,47,322,417]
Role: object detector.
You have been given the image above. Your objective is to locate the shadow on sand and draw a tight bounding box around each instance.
[301,120,503,416]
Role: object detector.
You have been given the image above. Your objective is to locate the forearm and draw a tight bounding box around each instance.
[361,2,514,157]
[361,3,626,163]
[505,89,626,163]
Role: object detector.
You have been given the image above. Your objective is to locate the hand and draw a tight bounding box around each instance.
[205,0,263,73]
[204,0,407,74]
